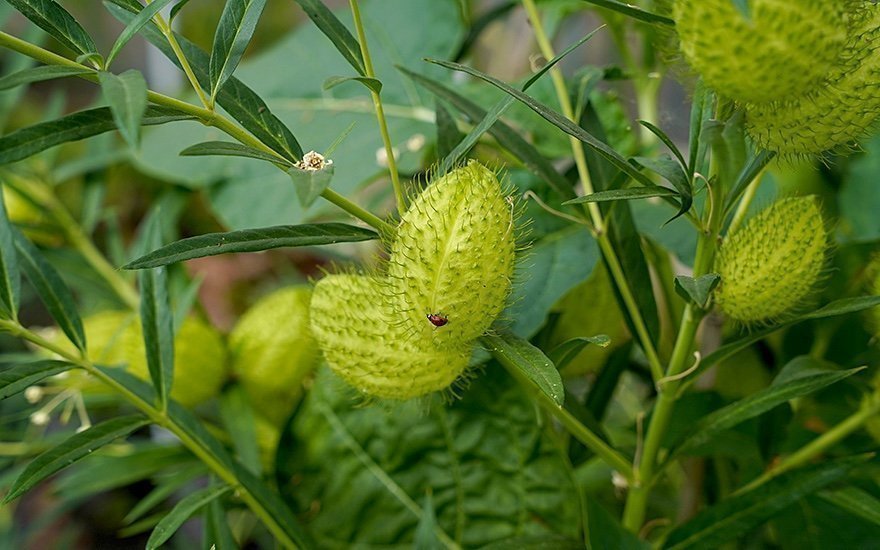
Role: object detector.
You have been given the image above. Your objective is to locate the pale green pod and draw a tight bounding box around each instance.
[387,161,516,347]
[714,197,829,324]
[746,5,880,155]
[309,274,471,400]
[230,286,319,425]
[673,0,851,103]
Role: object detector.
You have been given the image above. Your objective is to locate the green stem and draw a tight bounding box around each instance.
[349,0,406,214]
[737,394,880,495]
[484,336,635,482]
[0,31,392,234]
[521,0,664,381]
[0,319,298,549]
[726,167,764,235]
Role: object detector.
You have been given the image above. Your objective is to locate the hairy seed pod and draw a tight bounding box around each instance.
[310,274,471,400]
[673,0,851,104]
[746,5,880,155]
[230,287,320,425]
[52,311,227,406]
[387,161,516,347]
[714,197,829,324]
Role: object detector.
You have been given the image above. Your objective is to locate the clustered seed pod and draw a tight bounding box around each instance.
[673,0,851,104]
[714,197,829,324]
[229,286,320,425]
[52,311,227,407]
[309,161,517,400]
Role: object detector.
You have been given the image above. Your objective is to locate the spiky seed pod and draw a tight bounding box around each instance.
[52,311,228,406]
[310,274,471,400]
[745,5,880,155]
[387,161,516,347]
[229,287,319,425]
[673,0,851,104]
[714,197,829,324]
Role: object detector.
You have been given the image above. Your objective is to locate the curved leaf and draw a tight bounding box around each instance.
[0,65,93,91]
[323,75,383,94]
[292,0,365,75]
[98,70,148,147]
[124,223,378,269]
[482,332,564,406]
[0,189,20,319]
[14,230,86,351]
[146,484,232,550]
[105,0,177,68]
[581,0,674,25]
[6,0,98,58]
[209,0,269,101]
[548,335,610,370]
[0,105,194,165]
[563,187,677,204]
[179,140,290,165]
[0,360,74,400]
[3,415,150,504]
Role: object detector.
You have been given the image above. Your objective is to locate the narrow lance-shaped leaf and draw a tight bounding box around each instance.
[0,105,194,165]
[179,141,292,165]
[563,187,677,205]
[671,358,865,457]
[323,75,382,94]
[292,0,365,75]
[3,415,150,504]
[14,230,86,351]
[0,65,94,92]
[663,455,869,549]
[124,223,378,269]
[98,70,148,148]
[137,215,174,410]
[633,154,692,219]
[400,67,574,200]
[105,0,177,68]
[427,58,656,189]
[6,0,99,59]
[819,487,880,528]
[146,484,232,550]
[209,0,268,101]
[482,332,564,406]
[580,0,674,25]
[434,101,463,160]
[0,360,74,400]
[0,189,20,319]
[548,335,611,371]
[205,497,238,550]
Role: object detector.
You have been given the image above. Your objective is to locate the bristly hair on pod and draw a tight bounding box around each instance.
[713,195,832,328]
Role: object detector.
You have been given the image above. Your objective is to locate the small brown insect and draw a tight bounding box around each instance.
[426,313,448,327]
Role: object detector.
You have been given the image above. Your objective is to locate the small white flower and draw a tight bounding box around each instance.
[296,151,333,171]
[24,386,44,404]
[30,411,50,426]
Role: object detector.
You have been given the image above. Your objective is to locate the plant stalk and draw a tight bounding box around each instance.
[349,0,407,214]
[520,0,664,382]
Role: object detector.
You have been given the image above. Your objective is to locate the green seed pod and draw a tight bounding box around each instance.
[309,274,471,400]
[387,161,516,347]
[714,197,829,324]
[746,5,880,155]
[229,287,319,425]
[53,311,227,407]
[673,0,852,103]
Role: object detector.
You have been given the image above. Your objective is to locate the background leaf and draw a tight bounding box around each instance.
[0,360,74,400]
[292,0,365,75]
[0,189,20,319]
[146,484,232,549]
[98,70,148,148]
[0,65,92,91]
[5,0,99,58]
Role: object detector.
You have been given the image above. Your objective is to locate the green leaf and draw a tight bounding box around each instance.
[480,535,584,549]
[323,75,383,94]
[673,273,720,308]
[563,186,677,204]
[169,0,194,21]
[104,1,303,162]
[587,498,650,550]
[98,70,148,148]
[639,120,687,169]
[287,163,335,207]
[205,496,239,550]
[209,0,268,101]
[179,141,291,165]
[481,332,564,406]
[434,101,463,161]
[438,28,600,174]
[401,67,573,200]
[146,484,232,550]
[14,231,86,351]
[0,360,73,400]
[672,357,864,457]
[581,0,674,25]
[0,189,20,319]
[137,215,174,409]
[413,493,442,550]
[123,463,207,525]
[819,487,880,528]
[105,0,177,68]
[633,155,692,219]
[0,65,93,91]
[548,335,611,371]
[5,0,99,59]
[0,105,193,165]
[3,415,149,504]
[219,387,261,475]
[663,455,869,549]
[427,58,655,189]
[292,0,365,75]
[124,223,377,269]
[685,296,880,389]
[723,149,775,218]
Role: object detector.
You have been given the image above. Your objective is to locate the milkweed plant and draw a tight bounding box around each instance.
[0,0,879,548]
